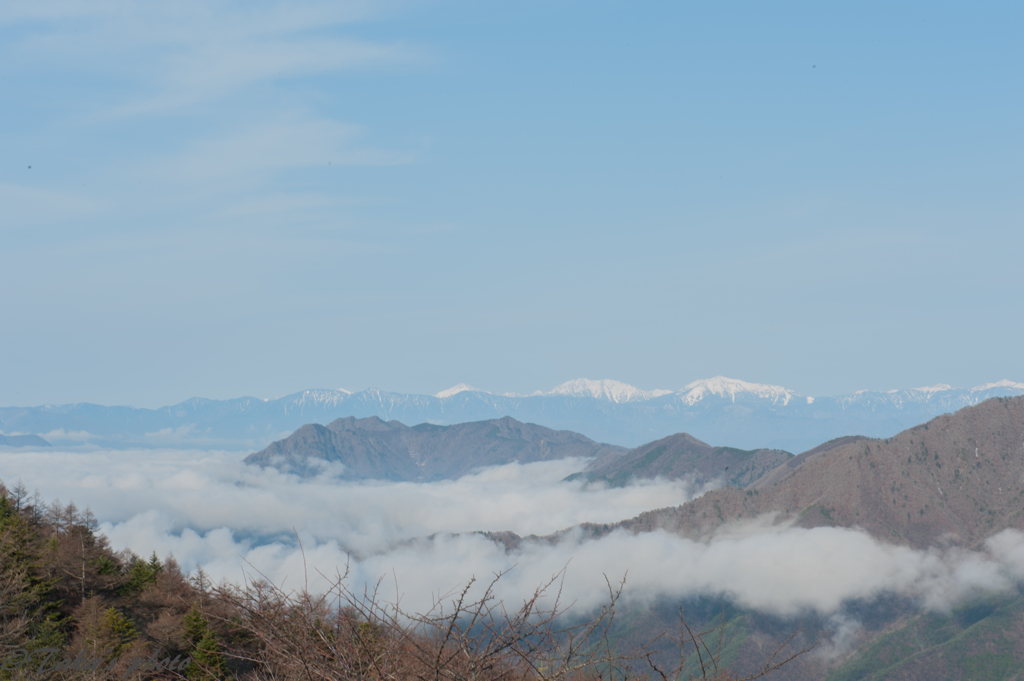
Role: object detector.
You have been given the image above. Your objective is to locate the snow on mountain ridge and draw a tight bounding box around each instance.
[972,380,1024,391]
[288,389,353,407]
[544,379,672,403]
[292,379,1023,406]
[435,384,482,399]
[912,384,954,394]
[171,378,1024,412]
[679,376,797,406]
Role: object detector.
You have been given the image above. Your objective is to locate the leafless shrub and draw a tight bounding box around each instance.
[214,550,813,681]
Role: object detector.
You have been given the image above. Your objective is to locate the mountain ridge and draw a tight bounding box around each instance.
[3,377,1022,452]
[567,432,792,490]
[573,395,1024,551]
[478,396,1024,679]
[244,415,627,481]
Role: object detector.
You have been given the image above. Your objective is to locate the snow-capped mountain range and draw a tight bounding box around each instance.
[2,377,1022,453]
[437,376,1019,409]
[429,378,670,402]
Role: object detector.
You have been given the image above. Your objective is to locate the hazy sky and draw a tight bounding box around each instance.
[1,0,1021,408]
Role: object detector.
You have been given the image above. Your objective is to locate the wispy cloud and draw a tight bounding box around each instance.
[1,1,422,114]
[151,117,413,191]
[0,1,423,236]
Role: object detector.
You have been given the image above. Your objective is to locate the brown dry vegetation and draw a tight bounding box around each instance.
[211,558,813,681]
[0,479,808,681]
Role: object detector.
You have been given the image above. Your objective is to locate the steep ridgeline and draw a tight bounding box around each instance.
[567,433,791,489]
[244,415,626,481]
[600,396,1024,550]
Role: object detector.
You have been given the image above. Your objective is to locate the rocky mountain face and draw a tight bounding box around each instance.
[244,415,626,481]
[569,432,792,489]
[4,377,1022,452]
[598,395,1024,550]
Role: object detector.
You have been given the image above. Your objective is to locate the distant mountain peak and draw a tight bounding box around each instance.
[543,378,672,403]
[679,376,797,406]
[290,389,354,405]
[972,379,1024,391]
[912,384,954,394]
[434,383,482,399]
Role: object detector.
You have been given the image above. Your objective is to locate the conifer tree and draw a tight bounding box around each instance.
[183,606,228,681]
[0,495,65,656]
[122,552,163,595]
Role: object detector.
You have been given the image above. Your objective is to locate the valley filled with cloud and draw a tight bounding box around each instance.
[5,445,1024,631]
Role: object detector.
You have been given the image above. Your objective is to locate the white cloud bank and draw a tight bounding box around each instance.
[2,447,1023,622]
[0,447,704,555]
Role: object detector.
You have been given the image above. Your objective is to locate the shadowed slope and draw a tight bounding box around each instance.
[244,415,626,481]
[570,432,791,488]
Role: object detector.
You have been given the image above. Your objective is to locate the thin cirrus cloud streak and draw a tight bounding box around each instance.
[0,117,408,233]
[2,1,422,231]
[110,37,422,117]
[58,116,415,234]
[3,447,1024,626]
[1,0,419,105]
[160,119,415,183]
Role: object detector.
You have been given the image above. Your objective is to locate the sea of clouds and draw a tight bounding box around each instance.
[2,447,1023,625]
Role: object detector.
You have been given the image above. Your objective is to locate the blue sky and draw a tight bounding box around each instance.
[1,0,1021,407]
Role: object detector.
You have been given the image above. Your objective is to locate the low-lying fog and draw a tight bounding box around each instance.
[3,447,1024,629]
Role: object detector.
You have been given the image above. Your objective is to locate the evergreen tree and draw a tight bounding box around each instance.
[121,552,163,595]
[98,607,138,657]
[0,495,66,657]
[74,599,138,661]
[183,606,228,681]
